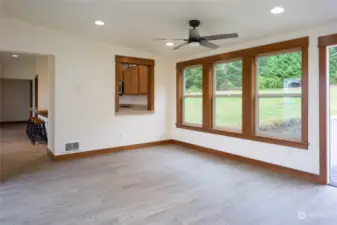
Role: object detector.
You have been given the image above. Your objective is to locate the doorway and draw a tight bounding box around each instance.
[328,45,337,186]
[0,51,52,181]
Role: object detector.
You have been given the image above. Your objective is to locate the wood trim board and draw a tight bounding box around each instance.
[176,67,183,124]
[115,61,122,112]
[29,80,33,118]
[115,55,155,66]
[301,47,309,144]
[318,33,337,184]
[318,33,337,47]
[34,75,38,109]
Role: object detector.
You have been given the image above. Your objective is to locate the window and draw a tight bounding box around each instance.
[183,65,203,125]
[214,60,243,131]
[256,51,302,141]
[176,37,309,149]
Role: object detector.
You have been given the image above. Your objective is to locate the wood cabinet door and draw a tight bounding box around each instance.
[138,65,148,95]
[123,66,139,95]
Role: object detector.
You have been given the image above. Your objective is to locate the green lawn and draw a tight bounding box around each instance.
[183,85,337,127]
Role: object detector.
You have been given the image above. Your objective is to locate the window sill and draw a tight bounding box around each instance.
[115,108,154,116]
[176,123,309,150]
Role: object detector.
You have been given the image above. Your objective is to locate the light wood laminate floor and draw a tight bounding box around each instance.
[1,125,337,225]
[0,123,49,181]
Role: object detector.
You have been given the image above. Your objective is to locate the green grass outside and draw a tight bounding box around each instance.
[183,85,337,126]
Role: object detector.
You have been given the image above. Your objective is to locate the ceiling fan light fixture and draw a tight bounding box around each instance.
[166,42,174,47]
[189,42,200,47]
[12,54,19,58]
[271,6,284,14]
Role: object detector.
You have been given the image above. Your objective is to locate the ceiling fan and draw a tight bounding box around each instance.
[153,20,239,50]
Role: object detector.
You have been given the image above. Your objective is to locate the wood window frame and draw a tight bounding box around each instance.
[115,55,155,112]
[176,37,309,149]
[318,33,337,184]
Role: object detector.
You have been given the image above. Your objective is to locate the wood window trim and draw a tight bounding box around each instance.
[115,55,155,113]
[318,33,337,184]
[177,37,309,68]
[176,37,309,150]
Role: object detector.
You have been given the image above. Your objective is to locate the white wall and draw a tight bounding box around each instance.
[170,21,337,175]
[47,55,55,154]
[0,59,36,80]
[0,17,174,155]
[36,56,49,109]
[0,78,30,122]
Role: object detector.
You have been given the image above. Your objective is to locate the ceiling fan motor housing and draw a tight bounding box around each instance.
[189,20,200,29]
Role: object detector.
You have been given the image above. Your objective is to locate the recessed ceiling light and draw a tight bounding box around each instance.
[271,6,284,14]
[12,54,18,58]
[166,42,174,47]
[94,20,105,26]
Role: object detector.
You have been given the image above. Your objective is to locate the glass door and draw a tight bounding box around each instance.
[329,45,337,186]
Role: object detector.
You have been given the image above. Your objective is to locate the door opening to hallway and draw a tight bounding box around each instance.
[0,51,54,181]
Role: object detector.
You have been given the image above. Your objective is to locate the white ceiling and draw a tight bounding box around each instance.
[1,0,337,56]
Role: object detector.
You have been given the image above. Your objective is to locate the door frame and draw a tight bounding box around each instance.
[34,74,38,109]
[318,33,337,184]
[29,80,33,117]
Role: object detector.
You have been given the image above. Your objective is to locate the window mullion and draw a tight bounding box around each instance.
[176,67,183,125]
[301,47,309,144]
[202,63,213,129]
[242,56,255,137]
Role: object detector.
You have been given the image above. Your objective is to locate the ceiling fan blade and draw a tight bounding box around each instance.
[172,42,189,50]
[200,40,219,49]
[189,28,200,39]
[153,38,186,41]
[202,33,239,41]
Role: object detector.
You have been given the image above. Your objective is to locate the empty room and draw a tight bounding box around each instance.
[1,0,337,224]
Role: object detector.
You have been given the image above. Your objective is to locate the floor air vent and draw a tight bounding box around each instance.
[65,142,79,151]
